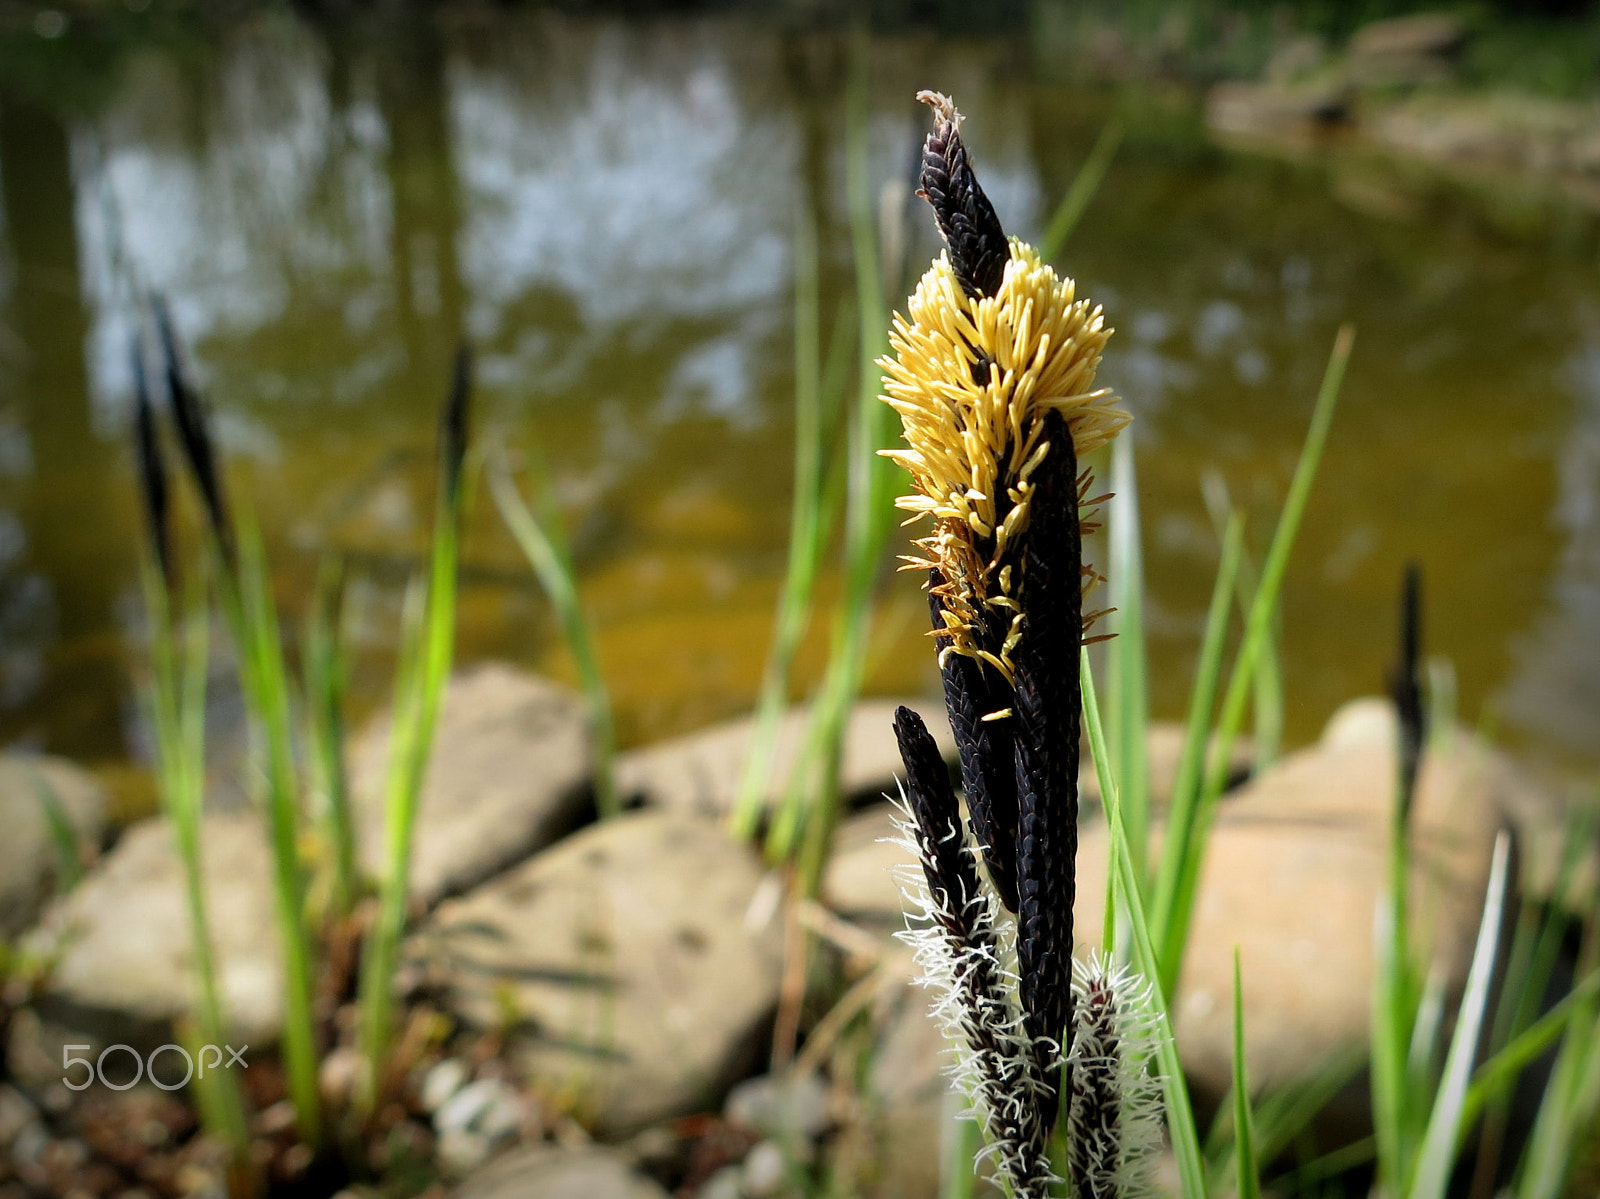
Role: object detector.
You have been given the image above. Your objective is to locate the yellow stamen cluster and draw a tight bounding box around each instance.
[880,240,1130,678]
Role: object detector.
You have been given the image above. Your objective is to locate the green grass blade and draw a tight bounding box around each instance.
[1200,471,1282,770]
[1082,648,1208,1199]
[488,454,619,821]
[1410,831,1513,1199]
[359,350,468,1108]
[31,772,82,891]
[1233,950,1262,1199]
[304,556,358,916]
[1152,325,1354,998]
[731,206,831,839]
[1106,433,1150,882]
[1039,117,1122,263]
[1462,963,1600,1134]
[1150,512,1243,997]
[140,559,253,1167]
[770,29,895,891]
[230,511,322,1146]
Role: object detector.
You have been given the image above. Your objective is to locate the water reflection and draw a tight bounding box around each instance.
[0,9,1596,786]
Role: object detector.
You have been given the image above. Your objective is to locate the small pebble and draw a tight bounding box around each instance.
[420,1057,470,1113]
[725,1071,830,1141]
[742,1140,786,1198]
[698,1165,744,1199]
[434,1077,502,1135]
[435,1126,492,1177]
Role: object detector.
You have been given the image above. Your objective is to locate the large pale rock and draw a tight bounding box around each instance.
[350,664,591,905]
[615,699,954,819]
[0,753,106,935]
[409,812,784,1135]
[454,1145,671,1199]
[32,813,281,1044]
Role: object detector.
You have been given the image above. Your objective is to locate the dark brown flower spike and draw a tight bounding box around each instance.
[440,343,473,502]
[1010,408,1083,1134]
[1388,561,1426,827]
[916,91,1009,301]
[131,334,173,590]
[154,297,234,570]
[930,573,1021,913]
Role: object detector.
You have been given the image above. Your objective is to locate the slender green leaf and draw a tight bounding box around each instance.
[1150,512,1243,998]
[731,207,831,839]
[1106,434,1150,882]
[304,556,358,916]
[1233,950,1262,1199]
[489,454,619,821]
[1410,831,1513,1199]
[1153,325,1353,1000]
[1039,117,1122,264]
[1082,649,1208,1199]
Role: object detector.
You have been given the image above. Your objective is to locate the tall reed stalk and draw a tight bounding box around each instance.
[488,450,619,821]
[764,32,895,895]
[153,304,323,1147]
[357,346,471,1108]
[303,558,358,918]
[131,339,254,1177]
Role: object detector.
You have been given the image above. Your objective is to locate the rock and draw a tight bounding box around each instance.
[1348,14,1466,87]
[422,1058,471,1114]
[453,1145,671,1199]
[349,664,592,907]
[410,812,784,1135]
[724,1071,831,1141]
[822,806,909,933]
[0,753,107,935]
[615,699,954,819]
[30,813,282,1045]
[742,1140,787,1196]
[859,964,963,1199]
[1207,80,1350,140]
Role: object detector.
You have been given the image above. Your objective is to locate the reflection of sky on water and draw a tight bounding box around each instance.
[76,20,394,430]
[0,9,1597,775]
[1505,335,1600,764]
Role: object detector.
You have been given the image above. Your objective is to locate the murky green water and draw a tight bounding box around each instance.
[2,8,1598,799]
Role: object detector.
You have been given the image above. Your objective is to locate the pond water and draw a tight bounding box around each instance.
[2,7,1598,800]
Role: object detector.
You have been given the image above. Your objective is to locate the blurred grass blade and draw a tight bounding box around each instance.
[131,334,173,589]
[1039,116,1122,263]
[30,772,82,892]
[139,557,254,1170]
[1152,325,1353,998]
[731,208,831,839]
[304,556,358,916]
[1082,648,1208,1199]
[234,510,322,1145]
[153,296,233,568]
[1106,434,1150,881]
[1200,470,1282,770]
[360,347,470,1104]
[152,304,322,1146]
[1463,963,1600,1133]
[769,29,895,894]
[1232,950,1262,1199]
[488,452,618,820]
[1410,831,1513,1199]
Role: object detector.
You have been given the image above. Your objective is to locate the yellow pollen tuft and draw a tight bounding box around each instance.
[879,239,1131,674]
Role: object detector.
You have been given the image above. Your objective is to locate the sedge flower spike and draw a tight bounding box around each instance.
[887,91,1143,1195]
